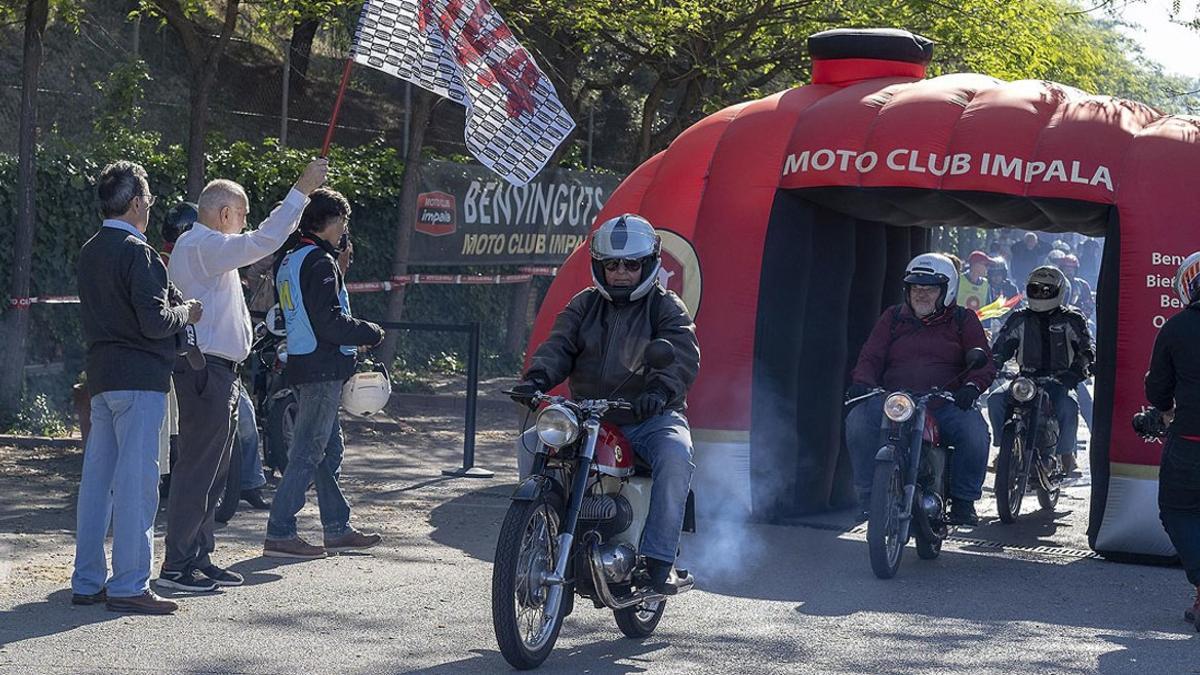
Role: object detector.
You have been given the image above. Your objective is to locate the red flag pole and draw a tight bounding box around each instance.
[321,58,355,157]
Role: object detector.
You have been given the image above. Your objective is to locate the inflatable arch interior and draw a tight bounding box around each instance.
[526,28,1200,560]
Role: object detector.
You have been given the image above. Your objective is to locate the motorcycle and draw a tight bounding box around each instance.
[992,372,1067,524]
[847,347,989,580]
[491,339,695,670]
[248,306,297,476]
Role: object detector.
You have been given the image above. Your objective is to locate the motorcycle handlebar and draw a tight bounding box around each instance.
[503,390,633,411]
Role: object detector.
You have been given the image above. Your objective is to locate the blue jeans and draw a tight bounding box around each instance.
[987,381,1078,456]
[265,380,351,540]
[846,396,990,502]
[72,390,166,598]
[619,411,695,563]
[237,384,266,490]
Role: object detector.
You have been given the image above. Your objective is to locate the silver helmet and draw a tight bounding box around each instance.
[589,214,662,303]
[1026,265,1071,313]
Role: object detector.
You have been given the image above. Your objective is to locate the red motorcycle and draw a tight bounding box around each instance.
[491,339,695,670]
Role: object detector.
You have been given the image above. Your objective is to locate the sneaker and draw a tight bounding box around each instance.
[198,564,244,587]
[155,567,219,593]
[324,528,383,554]
[263,536,327,559]
[1186,586,1200,625]
[241,488,271,510]
[947,499,979,527]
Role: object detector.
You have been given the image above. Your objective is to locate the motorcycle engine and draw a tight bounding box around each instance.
[595,542,637,583]
[578,493,634,540]
[920,492,943,521]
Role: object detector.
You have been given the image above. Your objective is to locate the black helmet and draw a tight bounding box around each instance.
[162,202,199,244]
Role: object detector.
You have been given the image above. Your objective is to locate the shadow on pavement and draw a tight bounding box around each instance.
[0,589,122,647]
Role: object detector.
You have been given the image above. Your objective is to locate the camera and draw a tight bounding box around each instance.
[1132,406,1169,441]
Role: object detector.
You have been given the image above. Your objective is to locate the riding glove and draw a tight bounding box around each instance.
[846,383,872,401]
[953,384,981,411]
[634,389,669,420]
[509,380,542,409]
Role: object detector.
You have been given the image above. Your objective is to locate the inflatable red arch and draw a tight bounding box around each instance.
[527,28,1200,559]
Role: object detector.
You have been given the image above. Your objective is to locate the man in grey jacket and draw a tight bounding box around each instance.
[72,161,203,614]
[511,214,700,595]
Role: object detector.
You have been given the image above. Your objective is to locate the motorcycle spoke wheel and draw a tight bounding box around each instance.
[868,459,905,579]
[995,424,1028,524]
[614,598,666,638]
[1036,459,1061,510]
[492,495,566,670]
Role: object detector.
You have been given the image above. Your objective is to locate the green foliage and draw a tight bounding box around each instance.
[5,391,71,438]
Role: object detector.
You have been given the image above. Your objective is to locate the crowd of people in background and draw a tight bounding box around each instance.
[69,158,386,615]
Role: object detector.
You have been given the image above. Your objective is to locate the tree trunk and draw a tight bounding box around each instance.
[377,90,436,367]
[637,76,668,162]
[289,18,320,99]
[184,76,210,200]
[0,0,50,417]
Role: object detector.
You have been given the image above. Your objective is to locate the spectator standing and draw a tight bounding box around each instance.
[72,161,202,614]
[159,158,327,592]
[1010,232,1051,284]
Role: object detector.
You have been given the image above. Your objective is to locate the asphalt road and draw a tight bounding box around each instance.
[1,394,1196,674]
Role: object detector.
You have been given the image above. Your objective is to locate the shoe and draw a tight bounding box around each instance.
[947,499,979,527]
[324,528,383,554]
[1186,585,1200,626]
[198,564,244,587]
[71,588,107,606]
[645,557,691,596]
[1061,453,1079,476]
[241,488,271,510]
[106,591,178,615]
[155,567,219,593]
[263,536,327,559]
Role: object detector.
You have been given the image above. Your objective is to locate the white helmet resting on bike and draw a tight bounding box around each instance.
[1026,265,1071,313]
[342,371,392,417]
[589,213,663,303]
[1175,251,1200,307]
[903,253,958,311]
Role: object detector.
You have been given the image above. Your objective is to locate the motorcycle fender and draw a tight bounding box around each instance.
[509,474,559,503]
[874,445,896,463]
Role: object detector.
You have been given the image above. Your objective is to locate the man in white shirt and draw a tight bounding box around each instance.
[159,158,327,592]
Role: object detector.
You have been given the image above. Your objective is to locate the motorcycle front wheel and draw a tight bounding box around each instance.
[492,494,566,670]
[868,458,905,579]
[614,598,665,638]
[995,423,1029,524]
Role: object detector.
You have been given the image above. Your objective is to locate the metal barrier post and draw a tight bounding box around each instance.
[442,321,492,478]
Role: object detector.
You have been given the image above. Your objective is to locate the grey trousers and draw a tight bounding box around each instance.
[164,360,239,572]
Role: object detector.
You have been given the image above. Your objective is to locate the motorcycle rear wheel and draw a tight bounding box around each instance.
[614,599,665,638]
[915,532,942,560]
[995,423,1029,525]
[868,459,905,579]
[492,494,566,670]
[265,391,297,472]
[1036,459,1061,510]
[214,436,243,525]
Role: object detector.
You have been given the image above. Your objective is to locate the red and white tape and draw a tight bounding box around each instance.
[10,267,562,306]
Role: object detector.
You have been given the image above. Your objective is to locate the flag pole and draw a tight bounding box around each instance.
[321,58,355,157]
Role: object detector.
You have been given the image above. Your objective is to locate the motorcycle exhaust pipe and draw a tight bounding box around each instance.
[586,539,671,610]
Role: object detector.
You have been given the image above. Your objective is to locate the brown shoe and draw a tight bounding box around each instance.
[105,591,177,615]
[71,588,107,606]
[263,536,327,559]
[324,528,382,553]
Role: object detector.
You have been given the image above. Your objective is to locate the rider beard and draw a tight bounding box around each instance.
[910,292,938,319]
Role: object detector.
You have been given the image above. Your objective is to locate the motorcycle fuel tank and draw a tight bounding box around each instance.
[594,423,635,478]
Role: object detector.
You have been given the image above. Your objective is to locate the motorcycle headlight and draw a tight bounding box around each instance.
[1011,377,1037,403]
[884,393,916,423]
[536,404,579,448]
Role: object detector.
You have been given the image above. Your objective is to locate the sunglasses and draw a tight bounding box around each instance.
[602,259,643,272]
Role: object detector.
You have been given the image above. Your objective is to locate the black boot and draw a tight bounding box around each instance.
[947,498,979,527]
[241,488,271,510]
[854,494,871,524]
[645,557,686,596]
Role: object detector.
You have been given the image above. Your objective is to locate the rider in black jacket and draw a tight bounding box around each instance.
[988,266,1094,474]
[1146,253,1200,629]
[512,214,700,595]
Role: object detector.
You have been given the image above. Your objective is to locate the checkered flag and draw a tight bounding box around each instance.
[352,0,576,186]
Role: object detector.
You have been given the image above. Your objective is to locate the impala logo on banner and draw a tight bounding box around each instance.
[352,0,575,186]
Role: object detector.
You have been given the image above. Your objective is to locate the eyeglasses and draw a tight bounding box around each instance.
[602,259,643,272]
[139,194,157,208]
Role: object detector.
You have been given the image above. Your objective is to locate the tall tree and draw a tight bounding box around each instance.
[0,0,51,418]
[146,0,241,199]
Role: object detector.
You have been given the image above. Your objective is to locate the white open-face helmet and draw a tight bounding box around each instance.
[589,213,663,303]
[1026,265,1071,313]
[903,253,958,310]
[341,371,392,417]
[1175,252,1200,307]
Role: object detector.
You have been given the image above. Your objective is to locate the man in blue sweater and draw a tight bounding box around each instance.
[72,161,203,614]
